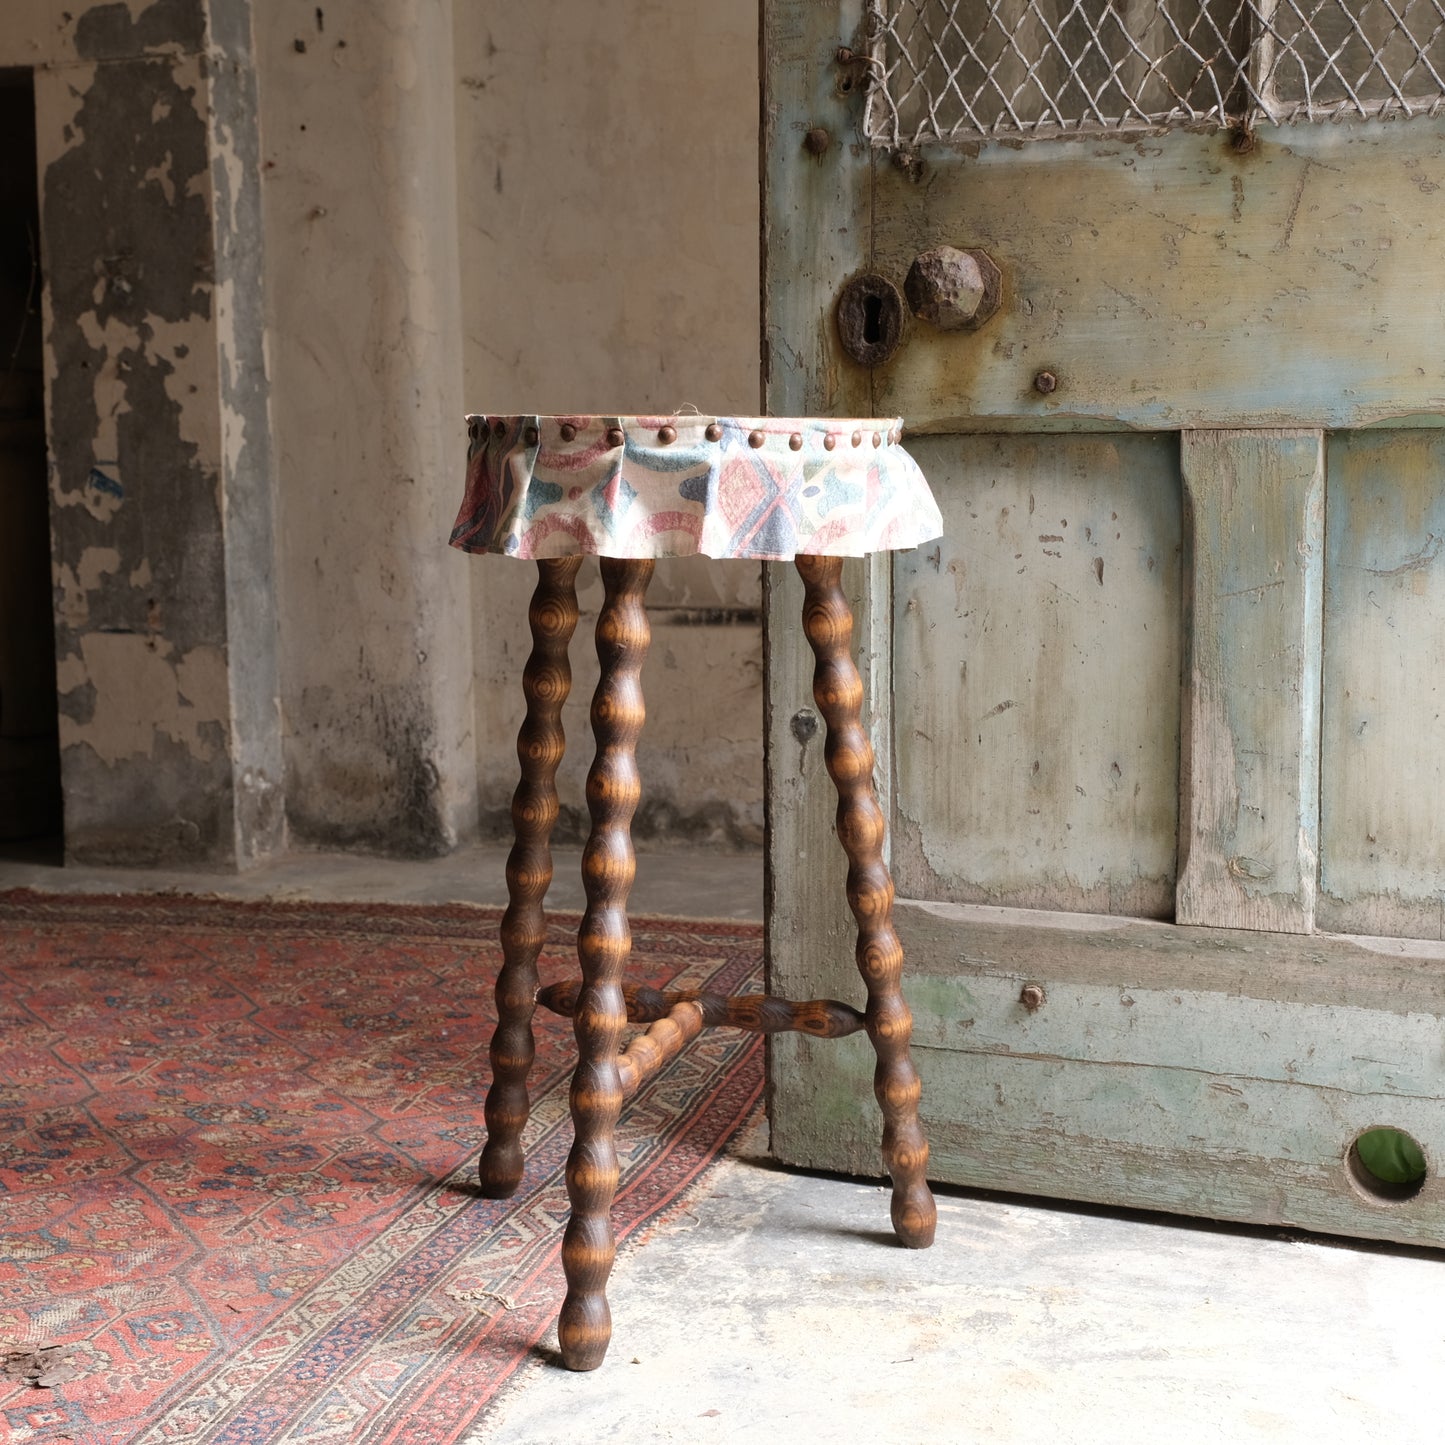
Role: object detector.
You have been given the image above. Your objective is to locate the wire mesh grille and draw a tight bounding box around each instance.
[864,0,1445,145]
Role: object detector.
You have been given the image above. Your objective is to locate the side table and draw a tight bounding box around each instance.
[451,413,944,1370]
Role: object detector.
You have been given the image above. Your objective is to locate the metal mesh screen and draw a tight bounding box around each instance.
[863,0,1445,145]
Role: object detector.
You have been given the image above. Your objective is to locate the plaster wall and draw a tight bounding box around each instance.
[4,0,284,866]
[452,1,765,847]
[5,0,762,863]
[254,0,479,857]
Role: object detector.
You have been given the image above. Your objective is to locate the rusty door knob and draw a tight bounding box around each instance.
[904,246,1001,332]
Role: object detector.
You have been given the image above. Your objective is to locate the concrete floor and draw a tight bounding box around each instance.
[480,1120,1445,1445]
[5,845,1443,1443]
[0,840,764,919]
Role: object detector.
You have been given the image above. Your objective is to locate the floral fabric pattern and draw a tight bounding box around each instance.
[449,414,943,560]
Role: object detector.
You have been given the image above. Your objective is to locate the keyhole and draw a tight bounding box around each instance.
[835,272,904,367]
[862,293,883,346]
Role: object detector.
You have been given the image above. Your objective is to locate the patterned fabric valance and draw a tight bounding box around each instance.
[450,414,943,561]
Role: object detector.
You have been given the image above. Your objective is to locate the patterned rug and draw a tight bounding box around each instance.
[0,893,764,1444]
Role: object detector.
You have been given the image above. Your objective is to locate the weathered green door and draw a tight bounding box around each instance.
[763,0,1445,1244]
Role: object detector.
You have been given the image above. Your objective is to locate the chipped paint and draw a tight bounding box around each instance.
[23,0,283,866]
[56,634,226,765]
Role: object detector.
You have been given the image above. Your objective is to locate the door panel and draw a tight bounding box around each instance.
[763,0,1445,1244]
[900,899,1445,1247]
[1320,430,1445,940]
[769,887,1445,1248]
[893,433,1181,917]
[1177,430,1324,933]
[870,124,1445,431]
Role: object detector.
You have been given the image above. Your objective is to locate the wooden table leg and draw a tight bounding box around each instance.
[559,555,654,1371]
[479,557,583,1198]
[796,555,937,1250]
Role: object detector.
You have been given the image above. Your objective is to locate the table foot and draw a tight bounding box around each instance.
[559,556,654,1370]
[480,557,582,1200]
[797,554,937,1251]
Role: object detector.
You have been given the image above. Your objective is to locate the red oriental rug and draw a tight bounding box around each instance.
[0,893,764,1445]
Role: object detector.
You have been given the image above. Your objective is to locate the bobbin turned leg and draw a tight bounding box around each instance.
[558,556,654,1371]
[797,555,936,1250]
[479,557,583,1199]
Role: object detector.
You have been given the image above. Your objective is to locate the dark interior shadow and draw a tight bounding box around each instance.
[0,834,63,867]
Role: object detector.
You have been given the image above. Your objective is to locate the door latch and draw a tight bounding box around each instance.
[904,246,1002,332]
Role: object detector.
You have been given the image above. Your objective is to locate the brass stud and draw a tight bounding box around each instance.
[789,433,804,451]
[492,419,507,438]
[872,431,883,447]
[606,427,625,447]
[705,423,723,442]
[851,430,863,447]
[658,425,677,444]
[748,429,766,448]
[824,434,837,451]
[524,426,539,446]
[560,422,577,442]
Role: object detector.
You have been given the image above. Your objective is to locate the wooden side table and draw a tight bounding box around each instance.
[451,413,943,1370]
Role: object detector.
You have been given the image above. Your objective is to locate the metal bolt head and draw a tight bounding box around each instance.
[1020,982,1046,1011]
[1033,369,1059,396]
[904,246,1002,332]
[804,127,831,157]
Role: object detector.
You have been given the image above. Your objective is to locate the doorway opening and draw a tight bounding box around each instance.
[0,69,62,860]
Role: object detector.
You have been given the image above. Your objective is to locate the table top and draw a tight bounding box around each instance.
[449,414,942,561]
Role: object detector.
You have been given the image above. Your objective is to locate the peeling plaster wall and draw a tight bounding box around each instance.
[254,0,478,857]
[9,0,283,866]
[7,0,759,866]
[453,2,765,848]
